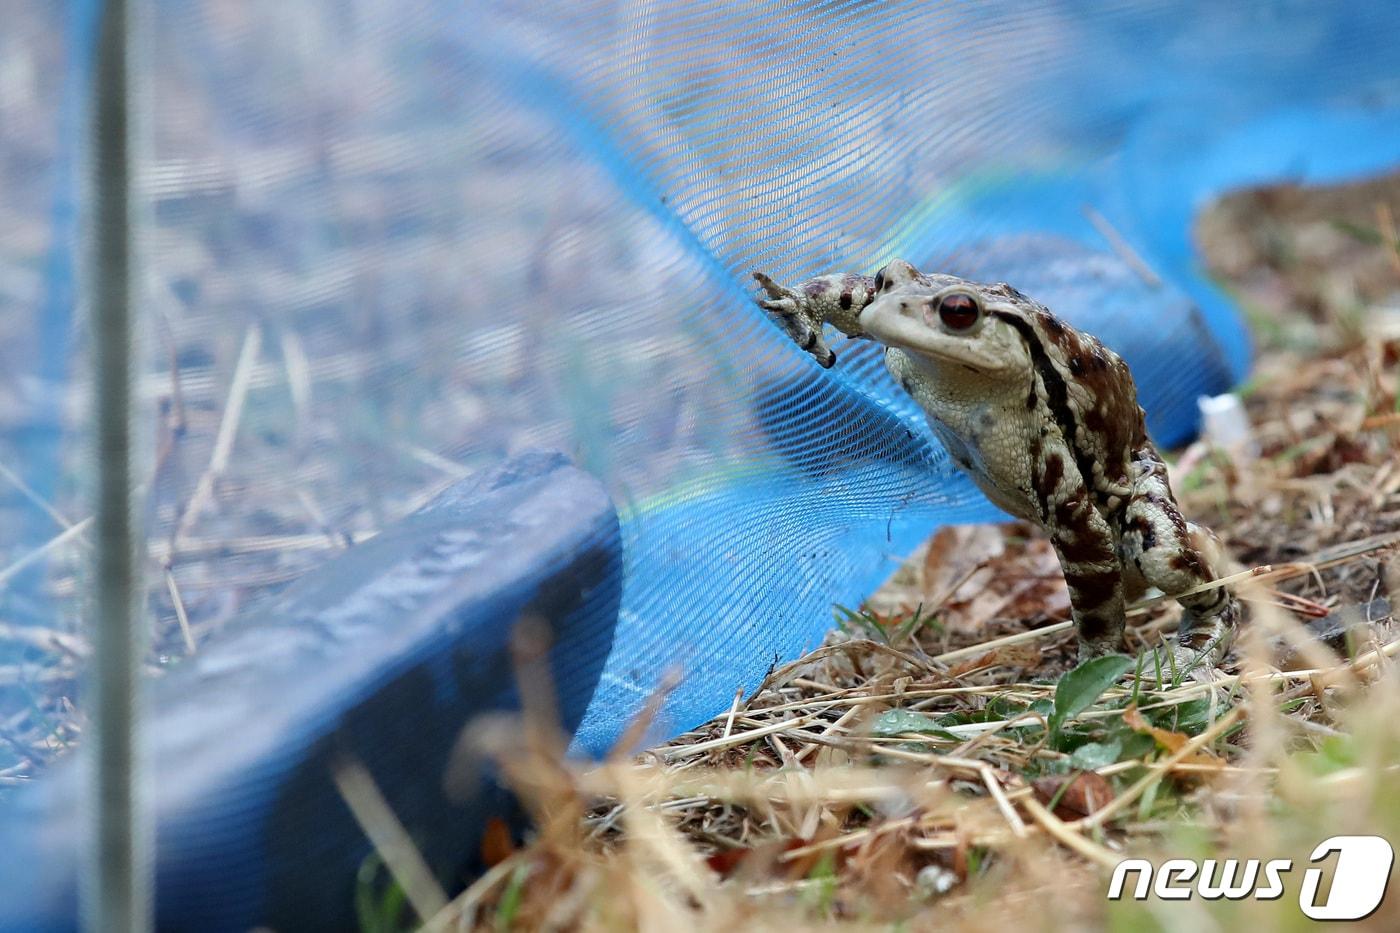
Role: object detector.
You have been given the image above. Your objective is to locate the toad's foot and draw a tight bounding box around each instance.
[753,272,837,368]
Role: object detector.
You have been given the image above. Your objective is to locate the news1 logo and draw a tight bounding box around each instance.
[1107,836,1394,920]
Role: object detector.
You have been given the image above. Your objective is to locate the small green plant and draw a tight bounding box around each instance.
[494,861,531,930]
[353,854,410,933]
[1049,654,1134,742]
[804,850,840,916]
[834,603,941,647]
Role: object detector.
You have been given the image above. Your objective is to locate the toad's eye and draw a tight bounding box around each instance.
[935,292,980,331]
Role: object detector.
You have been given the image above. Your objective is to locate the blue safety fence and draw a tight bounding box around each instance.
[2,1,1400,928]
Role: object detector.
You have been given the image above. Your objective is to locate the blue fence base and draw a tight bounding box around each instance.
[0,451,621,932]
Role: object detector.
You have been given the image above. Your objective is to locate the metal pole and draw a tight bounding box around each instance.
[88,0,148,929]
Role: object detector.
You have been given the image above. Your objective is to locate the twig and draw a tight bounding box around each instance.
[662,709,829,761]
[0,460,76,531]
[981,767,1029,839]
[171,324,262,546]
[330,755,448,925]
[0,623,89,659]
[1081,205,1162,288]
[933,621,1072,664]
[1021,795,1120,870]
[0,518,92,590]
[1376,202,1400,275]
[422,854,525,933]
[163,568,196,655]
[278,328,311,447]
[720,687,743,741]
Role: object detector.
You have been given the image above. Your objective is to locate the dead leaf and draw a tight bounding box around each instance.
[922,524,1070,636]
[922,525,1006,599]
[481,816,515,866]
[705,847,750,877]
[1123,703,1219,767]
[1032,772,1114,820]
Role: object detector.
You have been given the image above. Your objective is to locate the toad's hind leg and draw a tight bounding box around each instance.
[1119,449,1238,671]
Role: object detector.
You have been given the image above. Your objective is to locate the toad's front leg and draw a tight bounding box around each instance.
[753,271,876,367]
[1033,438,1130,659]
[1052,518,1130,661]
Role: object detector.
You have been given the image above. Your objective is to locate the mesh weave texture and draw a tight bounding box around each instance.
[3,0,1400,805]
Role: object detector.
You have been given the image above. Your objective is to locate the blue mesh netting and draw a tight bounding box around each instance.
[3,1,1400,924]
[444,0,1400,748]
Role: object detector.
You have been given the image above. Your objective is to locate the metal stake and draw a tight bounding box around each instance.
[88,0,148,929]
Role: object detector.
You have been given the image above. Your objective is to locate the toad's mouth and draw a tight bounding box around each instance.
[859,299,1012,373]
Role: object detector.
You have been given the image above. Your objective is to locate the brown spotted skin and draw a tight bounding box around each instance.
[756,259,1237,671]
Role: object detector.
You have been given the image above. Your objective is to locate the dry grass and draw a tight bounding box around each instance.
[372,175,1400,931]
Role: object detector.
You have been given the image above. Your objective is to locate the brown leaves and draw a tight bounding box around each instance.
[1031,772,1114,820]
[1122,703,1220,767]
[917,524,1069,636]
[702,819,856,882]
[480,816,516,867]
